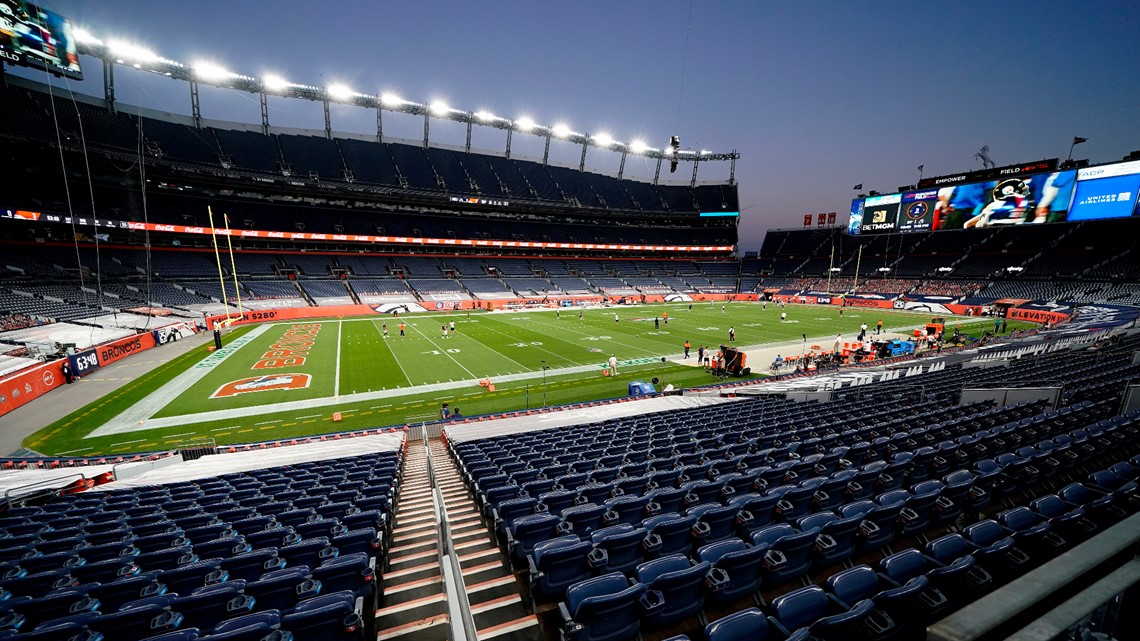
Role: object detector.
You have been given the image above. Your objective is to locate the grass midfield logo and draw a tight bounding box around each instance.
[211,374,312,399]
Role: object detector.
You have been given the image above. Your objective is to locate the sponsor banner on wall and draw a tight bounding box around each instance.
[0,361,65,418]
[1006,308,1070,324]
[96,333,157,367]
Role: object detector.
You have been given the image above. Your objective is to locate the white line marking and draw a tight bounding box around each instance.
[295,414,321,420]
[373,320,413,386]
[334,320,343,398]
[408,322,477,379]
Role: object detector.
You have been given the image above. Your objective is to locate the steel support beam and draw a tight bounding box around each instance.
[259,92,269,134]
[189,80,201,128]
[102,59,115,112]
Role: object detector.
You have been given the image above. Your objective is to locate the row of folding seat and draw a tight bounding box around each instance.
[0,450,400,640]
[510,403,1140,574]
[554,456,1140,641]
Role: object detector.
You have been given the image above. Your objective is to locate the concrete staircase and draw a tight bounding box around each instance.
[377,442,449,640]
[430,440,539,641]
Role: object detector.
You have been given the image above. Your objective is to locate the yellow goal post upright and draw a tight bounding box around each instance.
[207,206,236,330]
[222,213,245,320]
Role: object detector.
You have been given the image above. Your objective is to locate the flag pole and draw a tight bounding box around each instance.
[223,213,245,318]
[207,206,231,321]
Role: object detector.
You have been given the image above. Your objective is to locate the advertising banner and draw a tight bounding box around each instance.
[0,361,65,417]
[96,333,156,367]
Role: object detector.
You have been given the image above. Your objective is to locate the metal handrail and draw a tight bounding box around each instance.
[424,439,478,641]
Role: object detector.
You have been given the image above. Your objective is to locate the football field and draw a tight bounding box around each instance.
[24,303,1017,456]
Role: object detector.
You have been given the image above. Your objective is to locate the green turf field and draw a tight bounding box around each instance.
[23,302,1030,456]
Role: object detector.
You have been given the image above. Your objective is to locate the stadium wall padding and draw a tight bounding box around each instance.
[0,361,66,418]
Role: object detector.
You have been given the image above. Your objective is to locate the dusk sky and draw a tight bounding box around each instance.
[14,0,1140,251]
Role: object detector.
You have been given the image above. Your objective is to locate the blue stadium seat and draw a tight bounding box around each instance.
[558,573,648,641]
[588,526,647,574]
[696,539,766,605]
[768,585,875,640]
[685,503,739,545]
[796,512,860,569]
[245,566,321,612]
[704,608,784,641]
[640,514,697,559]
[169,583,256,632]
[528,536,592,601]
[279,588,360,638]
[507,514,561,562]
[633,554,710,628]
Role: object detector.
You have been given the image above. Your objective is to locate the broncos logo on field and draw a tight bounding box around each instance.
[211,374,312,399]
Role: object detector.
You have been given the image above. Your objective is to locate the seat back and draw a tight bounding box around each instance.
[704,607,770,641]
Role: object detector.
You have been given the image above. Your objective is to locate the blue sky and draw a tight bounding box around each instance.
[16,0,1140,250]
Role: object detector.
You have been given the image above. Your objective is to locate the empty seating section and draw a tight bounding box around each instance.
[348,280,408,298]
[460,279,515,298]
[424,147,473,193]
[444,258,486,276]
[184,281,246,302]
[387,144,438,190]
[300,281,351,301]
[281,254,334,277]
[337,255,391,277]
[485,259,533,277]
[0,450,399,640]
[514,162,563,202]
[458,153,506,195]
[336,138,401,186]
[548,278,593,294]
[407,279,464,295]
[484,156,531,198]
[546,166,599,207]
[138,117,221,165]
[446,332,1140,641]
[229,253,280,276]
[243,281,301,300]
[391,257,442,277]
[211,129,284,173]
[503,278,553,297]
[276,134,347,181]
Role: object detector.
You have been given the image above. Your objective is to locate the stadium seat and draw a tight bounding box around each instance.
[588,526,647,574]
[768,585,875,640]
[558,573,649,641]
[633,554,711,629]
[528,536,593,601]
[696,539,766,605]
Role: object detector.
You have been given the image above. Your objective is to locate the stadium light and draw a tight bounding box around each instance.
[73,27,101,46]
[193,62,235,81]
[593,133,615,148]
[429,101,450,116]
[700,149,712,156]
[551,123,571,138]
[474,111,497,122]
[262,74,291,92]
[516,117,537,132]
[380,93,404,107]
[629,139,649,153]
[327,84,355,100]
[108,40,159,63]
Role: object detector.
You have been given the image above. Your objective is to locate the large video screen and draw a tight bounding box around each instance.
[859,193,901,233]
[0,2,82,79]
[849,168,1088,234]
[1069,161,1140,221]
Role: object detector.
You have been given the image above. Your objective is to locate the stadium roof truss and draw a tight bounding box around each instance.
[74,32,739,187]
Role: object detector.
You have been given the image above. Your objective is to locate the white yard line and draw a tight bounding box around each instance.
[334,320,343,397]
[407,321,478,379]
[373,320,413,386]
